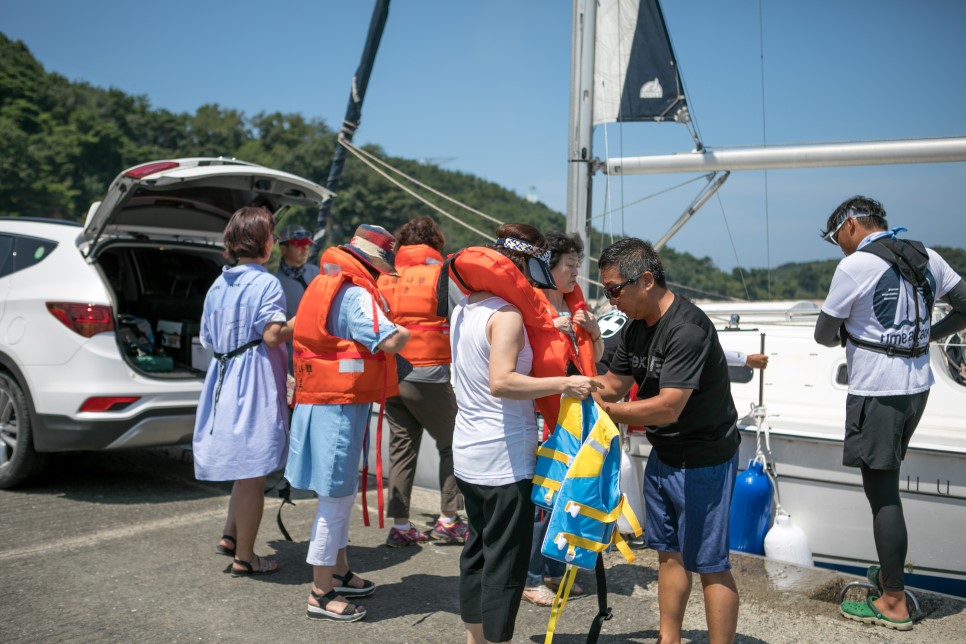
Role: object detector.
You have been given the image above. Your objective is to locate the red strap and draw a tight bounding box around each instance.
[375,370,387,529]
[361,462,370,526]
[361,292,389,529]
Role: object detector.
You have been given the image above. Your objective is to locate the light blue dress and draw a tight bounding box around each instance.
[284,284,398,497]
[192,264,289,481]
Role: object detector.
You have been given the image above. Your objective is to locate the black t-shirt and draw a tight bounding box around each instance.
[610,296,739,468]
[596,309,630,374]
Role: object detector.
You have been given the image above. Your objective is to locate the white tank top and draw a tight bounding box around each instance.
[451,295,537,486]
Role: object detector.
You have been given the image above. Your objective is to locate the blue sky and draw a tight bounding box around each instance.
[3,0,965,273]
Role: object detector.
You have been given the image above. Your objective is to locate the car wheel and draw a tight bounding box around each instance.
[0,372,48,489]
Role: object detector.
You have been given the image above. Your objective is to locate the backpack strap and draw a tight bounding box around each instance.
[855,237,933,358]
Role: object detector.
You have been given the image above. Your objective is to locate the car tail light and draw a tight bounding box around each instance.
[123,161,179,179]
[46,302,115,337]
[79,396,140,413]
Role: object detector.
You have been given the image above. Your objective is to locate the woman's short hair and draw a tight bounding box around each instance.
[545,231,584,269]
[492,222,547,288]
[223,206,275,262]
[397,215,445,251]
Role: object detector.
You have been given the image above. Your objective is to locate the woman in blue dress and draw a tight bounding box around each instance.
[193,205,294,576]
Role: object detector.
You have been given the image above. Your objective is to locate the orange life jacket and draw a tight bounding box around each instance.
[377,244,451,367]
[292,246,399,405]
[448,246,579,425]
[535,284,598,439]
[535,283,598,379]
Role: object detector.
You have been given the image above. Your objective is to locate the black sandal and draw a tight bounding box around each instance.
[215,534,236,557]
[332,570,376,598]
[230,554,279,577]
[307,589,366,622]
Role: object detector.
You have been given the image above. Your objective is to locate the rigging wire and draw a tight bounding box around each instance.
[715,191,751,301]
[341,137,607,289]
[589,174,709,222]
[343,138,504,227]
[759,0,772,298]
[663,5,703,148]
[340,137,496,242]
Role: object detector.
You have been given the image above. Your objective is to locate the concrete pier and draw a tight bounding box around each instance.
[1,447,963,643]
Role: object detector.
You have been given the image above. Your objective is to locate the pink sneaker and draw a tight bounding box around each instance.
[431,515,469,544]
[385,524,430,548]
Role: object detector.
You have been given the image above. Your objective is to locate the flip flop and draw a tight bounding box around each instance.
[307,589,366,622]
[215,534,236,557]
[840,596,913,631]
[544,576,585,597]
[522,585,557,607]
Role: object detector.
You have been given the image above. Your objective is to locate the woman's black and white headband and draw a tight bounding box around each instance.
[496,237,551,265]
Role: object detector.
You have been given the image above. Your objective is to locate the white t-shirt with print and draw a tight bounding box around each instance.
[822,241,962,396]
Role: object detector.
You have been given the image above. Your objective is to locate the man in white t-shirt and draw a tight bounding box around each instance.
[815,195,966,630]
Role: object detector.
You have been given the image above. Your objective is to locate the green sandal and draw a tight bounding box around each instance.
[866,564,884,595]
[840,596,913,631]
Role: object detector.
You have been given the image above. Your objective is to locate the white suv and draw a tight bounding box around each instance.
[0,158,330,488]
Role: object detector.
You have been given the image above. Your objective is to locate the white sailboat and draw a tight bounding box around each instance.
[362,0,966,598]
[566,0,966,596]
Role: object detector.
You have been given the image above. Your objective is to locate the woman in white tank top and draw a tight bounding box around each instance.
[449,224,600,644]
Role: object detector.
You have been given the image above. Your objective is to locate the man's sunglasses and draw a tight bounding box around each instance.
[603,272,644,299]
[823,210,872,246]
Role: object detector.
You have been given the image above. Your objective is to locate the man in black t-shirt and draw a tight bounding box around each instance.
[594,238,740,644]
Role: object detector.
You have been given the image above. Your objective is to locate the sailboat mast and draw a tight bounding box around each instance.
[566,0,598,285]
[313,0,391,247]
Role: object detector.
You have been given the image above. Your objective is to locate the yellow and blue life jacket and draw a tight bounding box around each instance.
[532,396,586,510]
[538,396,642,570]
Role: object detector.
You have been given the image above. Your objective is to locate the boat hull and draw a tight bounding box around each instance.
[376,301,966,596]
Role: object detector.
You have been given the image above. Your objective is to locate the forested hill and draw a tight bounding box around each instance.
[2,34,963,301]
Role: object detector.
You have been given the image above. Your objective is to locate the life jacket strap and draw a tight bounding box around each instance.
[845,332,930,358]
[544,564,579,644]
[564,499,623,523]
[536,445,572,466]
[612,531,636,563]
[296,350,385,361]
[618,496,643,538]
[533,474,561,492]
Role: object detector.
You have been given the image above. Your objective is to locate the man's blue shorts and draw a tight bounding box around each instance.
[643,450,738,574]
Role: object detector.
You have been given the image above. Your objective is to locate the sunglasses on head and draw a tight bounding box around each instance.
[823,208,872,246]
[603,272,644,299]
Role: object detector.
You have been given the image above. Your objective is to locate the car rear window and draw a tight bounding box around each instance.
[0,235,13,278]
[0,233,58,278]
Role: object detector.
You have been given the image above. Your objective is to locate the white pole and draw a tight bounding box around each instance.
[606,138,966,175]
[566,0,597,284]
[654,171,730,251]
